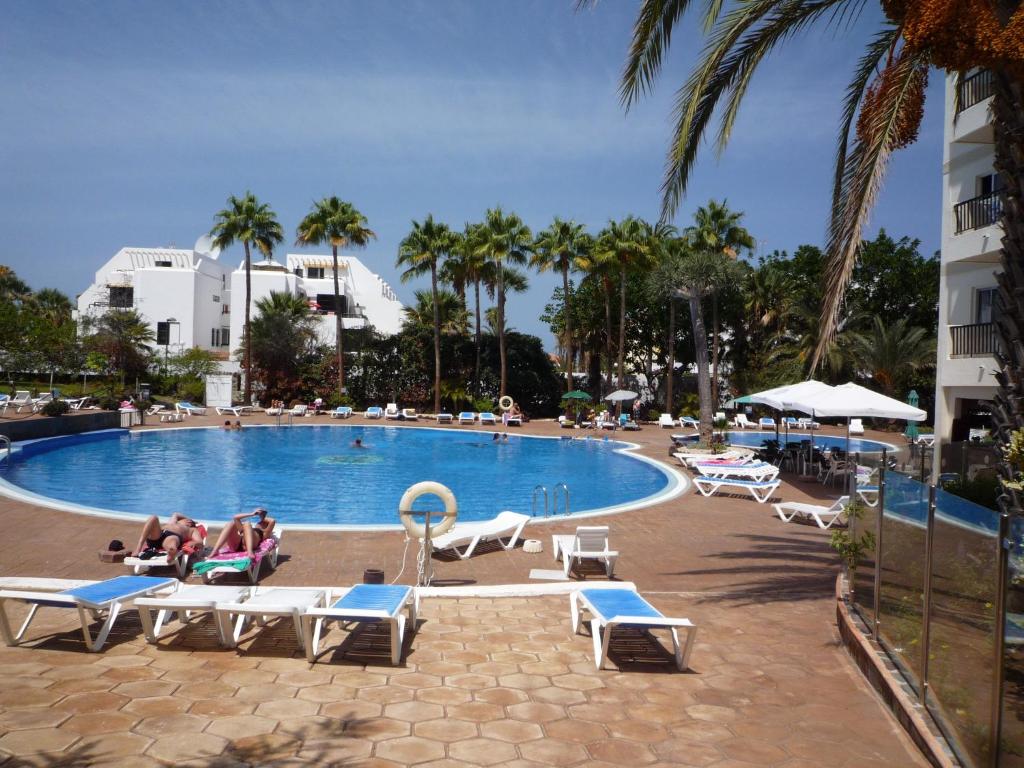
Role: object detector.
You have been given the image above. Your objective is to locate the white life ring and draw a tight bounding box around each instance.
[399,481,458,539]
[498,395,514,412]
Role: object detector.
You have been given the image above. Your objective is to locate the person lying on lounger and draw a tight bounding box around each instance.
[211,508,276,558]
[134,512,204,564]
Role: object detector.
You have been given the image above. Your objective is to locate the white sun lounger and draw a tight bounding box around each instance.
[732,413,759,429]
[679,416,699,429]
[672,450,751,467]
[552,526,619,578]
[176,401,207,416]
[330,406,354,419]
[123,526,207,579]
[479,412,497,425]
[436,412,454,423]
[135,584,253,647]
[692,475,781,503]
[429,511,530,559]
[365,406,384,419]
[216,405,252,417]
[458,411,476,424]
[774,495,850,529]
[11,391,32,413]
[215,588,327,650]
[146,404,165,416]
[303,584,418,665]
[384,403,401,420]
[857,485,879,507]
[0,575,177,652]
[401,408,419,420]
[657,413,676,428]
[570,588,697,671]
[694,461,780,483]
[198,530,282,585]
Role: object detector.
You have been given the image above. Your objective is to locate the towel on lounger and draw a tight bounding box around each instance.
[193,557,251,575]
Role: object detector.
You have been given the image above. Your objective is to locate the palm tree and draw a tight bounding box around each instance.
[401,289,470,336]
[210,192,284,403]
[475,208,532,397]
[249,291,317,397]
[594,217,653,394]
[848,315,935,398]
[86,309,154,386]
[296,197,376,398]
[532,219,593,392]
[686,201,754,406]
[441,224,488,396]
[647,234,686,414]
[397,215,457,414]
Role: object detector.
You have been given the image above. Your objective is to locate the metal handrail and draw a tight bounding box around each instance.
[552,483,570,516]
[957,70,994,113]
[954,191,1002,233]
[532,485,549,517]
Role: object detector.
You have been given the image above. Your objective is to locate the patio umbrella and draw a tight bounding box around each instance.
[605,390,638,401]
[564,390,591,400]
[740,380,835,446]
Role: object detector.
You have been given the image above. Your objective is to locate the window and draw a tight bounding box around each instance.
[976,287,998,324]
[221,328,231,347]
[293,268,304,277]
[979,174,1003,196]
[316,293,347,314]
[109,286,133,308]
[307,267,325,279]
[155,260,172,267]
[212,328,219,347]
[213,295,220,303]
[157,322,170,346]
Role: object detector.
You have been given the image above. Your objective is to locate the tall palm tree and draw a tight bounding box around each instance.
[296,197,376,397]
[210,192,284,403]
[848,315,935,398]
[532,218,593,392]
[475,208,532,397]
[401,289,470,336]
[397,215,457,414]
[459,223,489,397]
[686,201,754,406]
[594,217,653,394]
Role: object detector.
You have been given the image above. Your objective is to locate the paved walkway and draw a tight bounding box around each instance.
[0,414,928,766]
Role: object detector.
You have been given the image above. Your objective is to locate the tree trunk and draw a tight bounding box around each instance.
[617,262,627,406]
[431,261,442,414]
[712,290,720,409]
[991,67,1024,514]
[666,297,676,415]
[687,293,714,444]
[603,277,613,395]
[243,241,252,403]
[332,244,345,397]
[562,261,573,392]
[473,277,482,399]
[498,258,507,397]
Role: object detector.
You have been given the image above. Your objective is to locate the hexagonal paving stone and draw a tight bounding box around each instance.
[121,695,191,717]
[654,738,725,766]
[234,683,297,703]
[446,701,506,723]
[518,738,589,766]
[497,673,550,691]
[390,672,443,689]
[414,718,478,743]
[474,687,529,706]
[416,686,473,706]
[111,679,179,699]
[0,709,71,731]
[73,733,154,761]
[446,673,497,691]
[0,727,80,754]
[383,700,445,723]
[551,673,604,692]
[296,737,374,764]
[206,714,279,740]
[358,685,414,705]
[59,712,140,735]
[567,703,629,723]
[506,702,567,724]
[0,687,64,708]
[54,692,129,714]
[448,737,519,765]
[588,738,657,765]
[275,669,334,688]
[607,720,669,743]
[135,713,211,739]
[320,700,385,724]
[544,718,608,744]
[480,720,543,743]
[188,698,256,718]
[375,736,446,764]
[227,733,302,762]
[255,697,320,719]
[332,670,389,689]
[683,703,739,723]
[530,686,587,706]
[355,717,413,741]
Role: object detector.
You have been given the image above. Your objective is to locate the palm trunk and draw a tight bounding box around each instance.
[712,290,720,408]
[991,67,1024,514]
[617,262,627,405]
[603,277,613,394]
[498,259,507,397]
[332,244,345,397]
[562,261,573,392]
[666,297,676,414]
[243,241,252,403]
[473,277,482,398]
[687,293,714,445]
[431,261,442,414]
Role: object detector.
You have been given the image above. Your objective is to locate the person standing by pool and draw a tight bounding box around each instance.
[211,508,275,559]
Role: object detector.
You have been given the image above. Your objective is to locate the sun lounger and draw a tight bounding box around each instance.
[176,401,207,416]
[215,587,327,650]
[384,403,401,420]
[146,404,165,416]
[479,412,497,425]
[330,406,354,419]
[11,391,32,413]
[774,495,850,529]
[365,406,384,419]
[124,526,207,579]
[552,526,619,578]
[679,416,699,429]
[197,530,282,585]
[797,417,820,430]
[759,417,776,429]
[596,412,617,430]
[506,415,522,426]
[303,584,418,665]
[430,511,530,559]
[401,408,419,420]
[160,412,184,422]
[570,587,697,671]
[436,412,453,423]
[857,485,879,507]
[216,405,253,417]
[559,417,576,429]
[692,475,781,503]
[67,396,93,411]
[0,394,7,416]
[657,413,676,428]
[135,584,253,647]
[694,461,779,482]
[732,413,758,429]
[458,411,476,424]
[850,418,865,435]
[288,404,308,417]
[672,449,751,467]
[0,575,177,651]
[916,434,935,447]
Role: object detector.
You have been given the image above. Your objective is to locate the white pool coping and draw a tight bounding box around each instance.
[0,424,689,531]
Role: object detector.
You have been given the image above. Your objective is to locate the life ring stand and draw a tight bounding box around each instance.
[498,395,514,412]
[399,481,458,539]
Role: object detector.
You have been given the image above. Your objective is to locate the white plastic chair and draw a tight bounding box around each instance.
[552,526,619,577]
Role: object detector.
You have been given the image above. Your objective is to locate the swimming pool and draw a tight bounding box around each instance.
[0,426,684,529]
[675,430,895,453]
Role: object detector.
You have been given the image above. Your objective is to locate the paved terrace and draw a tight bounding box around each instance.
[0,413,927,766]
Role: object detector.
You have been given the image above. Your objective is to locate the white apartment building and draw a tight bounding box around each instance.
[78,237,404,370]
[934,70,1001,443]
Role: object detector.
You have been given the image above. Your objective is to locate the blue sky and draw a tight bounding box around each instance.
[0,1,942,347]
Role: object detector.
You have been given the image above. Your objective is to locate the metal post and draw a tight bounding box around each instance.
[422,511,433,587]
[989,513,1010,767]
[873,450,887,641]
[920,485,936,704]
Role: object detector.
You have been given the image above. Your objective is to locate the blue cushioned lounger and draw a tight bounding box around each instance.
[571,587,697,671]
[303,584,418,665]
[0,575,177,652]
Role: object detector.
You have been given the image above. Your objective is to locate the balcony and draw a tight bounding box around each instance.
[957,70,994,114]
[954,192,1002,234]
[950,322,997,358]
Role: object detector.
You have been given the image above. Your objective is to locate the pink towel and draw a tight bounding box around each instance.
[211,536,278,562]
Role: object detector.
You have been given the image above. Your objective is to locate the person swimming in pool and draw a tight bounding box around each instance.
[353,438,365,448]
[134,512,204,564]
[222,420,232,430]
[211,508,276,558]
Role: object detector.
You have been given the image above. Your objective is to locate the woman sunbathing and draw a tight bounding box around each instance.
[211,508,276,558]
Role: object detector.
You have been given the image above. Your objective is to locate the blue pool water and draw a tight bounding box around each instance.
[676,430,894,453]
[1,426,678,528]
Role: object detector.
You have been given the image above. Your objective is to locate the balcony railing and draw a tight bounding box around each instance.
[954,191,1002,233]
[950,322,997,358]
[957,70,994,113]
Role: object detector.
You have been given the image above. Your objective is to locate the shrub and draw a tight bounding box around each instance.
[41,399,70,417]
[177,380,204,404]
[98,396,120,411]
[473,398,495,414]
[942,475,1001,511]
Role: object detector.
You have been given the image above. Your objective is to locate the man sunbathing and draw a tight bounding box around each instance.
[211,508,276,558]
[134,512,204,564]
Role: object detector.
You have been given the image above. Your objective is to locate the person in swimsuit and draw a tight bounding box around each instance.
[134,512,203,564]
[211,508,276,558]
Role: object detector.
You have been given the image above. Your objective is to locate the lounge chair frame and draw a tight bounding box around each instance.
[303,584,418,665]
[552,527,619,578]
[692,475,781,503]
[215,588,327,650]
[135,584,253,647]
[430,512,530,560]
[774,495,850,529]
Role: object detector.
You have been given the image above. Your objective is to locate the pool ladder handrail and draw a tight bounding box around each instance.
[532,485,548,517]
[275,412,294,427]
[552,483,570,516]
[0,435,10,469]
